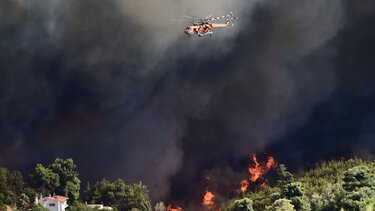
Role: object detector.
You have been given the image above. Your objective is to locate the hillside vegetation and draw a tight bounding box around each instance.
[0,158,375,210]
[224,158,375,211]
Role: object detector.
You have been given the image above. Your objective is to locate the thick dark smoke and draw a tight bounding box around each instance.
[0,0,374,205]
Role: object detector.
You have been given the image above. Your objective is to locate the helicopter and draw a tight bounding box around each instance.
[179,12,238,37]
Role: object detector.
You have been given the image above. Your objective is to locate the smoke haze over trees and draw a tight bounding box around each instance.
[0,0,375,203]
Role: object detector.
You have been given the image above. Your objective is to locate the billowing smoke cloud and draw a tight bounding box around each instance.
[1,0,375,206]
[268,0,375,171]
[0,0,259,200]
[209,0,344,154]
[168,0,345,202]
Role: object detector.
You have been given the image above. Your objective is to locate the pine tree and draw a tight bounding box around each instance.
[341,166,375,210]
[277,165,294,187]
[227,198,254,211]
[266,198,295,211]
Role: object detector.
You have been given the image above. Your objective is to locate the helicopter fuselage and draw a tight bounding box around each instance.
[185,21,229,37]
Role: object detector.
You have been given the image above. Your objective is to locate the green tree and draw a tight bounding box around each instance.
[49,158,81,202]
[266,198,295,211]
[65,177,81,202]
[365,195,375,211]
[16,193,30,209]
[277,165,294,187]
[342,187,375,210]
[280,182,310,211]
[342,165,375,192]
[120,182,152,211]
[92,178,116,206]
[341,165,375,210]
[226,198,254,211]
[282,182,304,199]
[23,187,37,206]
[82,181,92,203]
[33,158,81,202]
[30,205,48,211]
[66,202,100,211]
[0,201,5,211]
[0,167,35,207]
[0,167,19,206]
[34,164,60,194]
[0,168,9,204]
[8,171,24,196]
[309,183,344,211]
[113,179,126,204]
[154,201,166,211]
[92,180,151,210]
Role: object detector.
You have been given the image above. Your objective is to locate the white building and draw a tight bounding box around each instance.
[36,195,69,211]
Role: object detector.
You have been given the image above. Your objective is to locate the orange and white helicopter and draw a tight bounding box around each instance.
[180,12,238,37]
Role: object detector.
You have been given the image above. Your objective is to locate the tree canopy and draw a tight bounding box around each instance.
[91,179,151,211]
[32,158,81,202]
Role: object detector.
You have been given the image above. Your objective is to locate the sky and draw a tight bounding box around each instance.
[0,0,374,204]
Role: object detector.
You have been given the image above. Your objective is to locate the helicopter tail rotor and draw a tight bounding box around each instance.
[227,12,238,26]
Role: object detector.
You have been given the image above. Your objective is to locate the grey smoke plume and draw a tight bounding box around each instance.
[2,0,375,205]
[0,0,259,199]
[215,0,344,155]
[108,0,345,200]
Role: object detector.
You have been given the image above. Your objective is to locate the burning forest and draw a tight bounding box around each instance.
[165,153,278,210]
[1,156,375,210]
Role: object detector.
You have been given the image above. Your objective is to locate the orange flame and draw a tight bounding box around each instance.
[166,205,183,211]
[202,190,215,209]
[240,179,249,193]
[266,156,276,169]
[248,154,276,182]
[249,154,261,182]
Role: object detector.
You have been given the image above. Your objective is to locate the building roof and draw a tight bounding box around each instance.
[45,195,68,203]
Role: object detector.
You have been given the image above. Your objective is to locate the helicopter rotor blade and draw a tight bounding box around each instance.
[209,12,238,22]
[204,14,213,20]
[183,15,198,20]
[174,13,238,24]
[170,19,194,22]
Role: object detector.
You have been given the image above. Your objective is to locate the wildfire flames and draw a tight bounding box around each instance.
[166,205,183,211]
[240,179,250,193]
[170,153,277,210]
[239,154,277,193]
[202,190,216,210]
[249,154,276,182]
